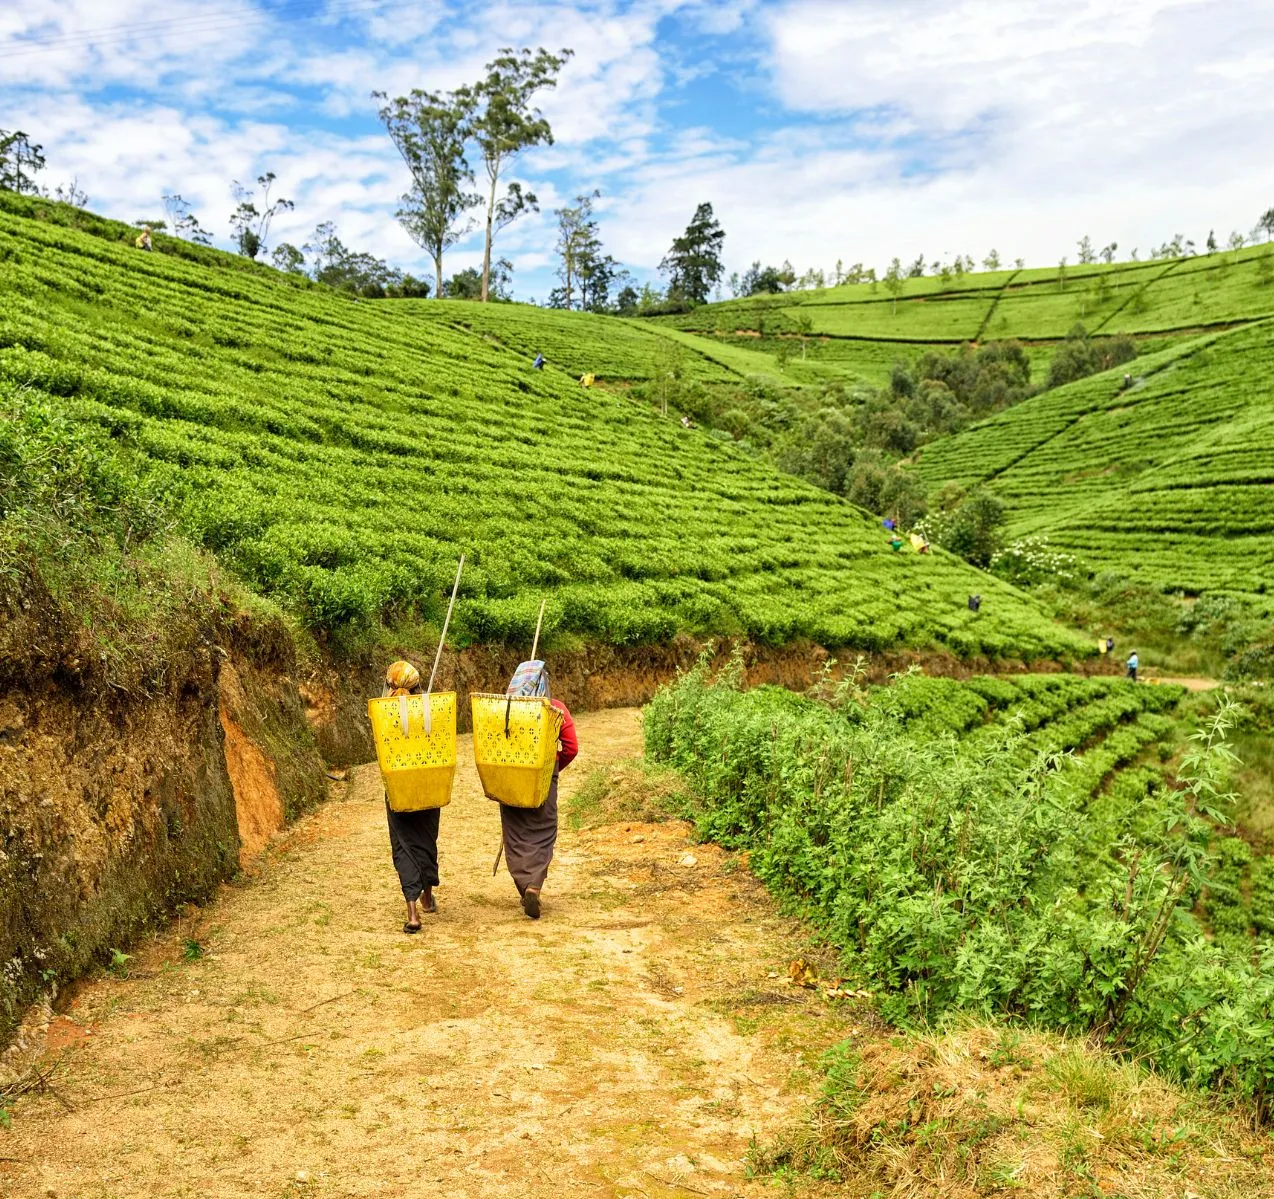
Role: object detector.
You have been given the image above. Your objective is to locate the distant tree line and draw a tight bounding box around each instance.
[6,120,1274,310]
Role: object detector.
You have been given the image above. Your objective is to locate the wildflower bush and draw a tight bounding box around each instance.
[990,535,1081,587]
[646,656,1274,1113]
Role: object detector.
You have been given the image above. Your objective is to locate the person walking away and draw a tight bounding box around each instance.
[1106,636,1115,656]
[533,353,544,370]
[381,660,441,933]
[1126,651,1139,683]
[499,661,578,919]
[135,225,152,251]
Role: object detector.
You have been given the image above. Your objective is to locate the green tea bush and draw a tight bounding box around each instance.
[0,204,1088,659]
[646,658,1274,1112]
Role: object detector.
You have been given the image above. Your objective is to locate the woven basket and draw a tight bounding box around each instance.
[368,693,457,812]
[470,693,561,809]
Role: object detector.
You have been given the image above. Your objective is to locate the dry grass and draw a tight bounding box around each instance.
[564,757,694,829]
[751,1022,1274,1197]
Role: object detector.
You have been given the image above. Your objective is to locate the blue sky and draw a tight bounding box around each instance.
[3,0,1274,301]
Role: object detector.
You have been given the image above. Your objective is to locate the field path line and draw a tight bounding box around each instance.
[0,708,839,1199]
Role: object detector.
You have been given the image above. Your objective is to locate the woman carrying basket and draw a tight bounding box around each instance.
[499,661,578,919]
[382,660,442,933]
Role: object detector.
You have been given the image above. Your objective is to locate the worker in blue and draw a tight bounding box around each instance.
[533,353,545,370]
[1126,651,1139,682]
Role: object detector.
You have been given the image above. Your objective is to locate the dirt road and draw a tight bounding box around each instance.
[1,710,841,1198]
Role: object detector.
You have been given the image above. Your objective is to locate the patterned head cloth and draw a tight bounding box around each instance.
[506,660,549,698]
[385,660,422,696]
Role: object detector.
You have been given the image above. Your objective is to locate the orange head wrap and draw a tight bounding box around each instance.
[385,660,422,696]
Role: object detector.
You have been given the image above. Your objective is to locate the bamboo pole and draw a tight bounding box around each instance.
[530,598,546,662]
[427,554,464,696]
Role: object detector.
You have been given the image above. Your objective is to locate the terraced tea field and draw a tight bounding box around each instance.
[0,200,1085,658]
[912,323,1274,595]
[652,246,1274,387]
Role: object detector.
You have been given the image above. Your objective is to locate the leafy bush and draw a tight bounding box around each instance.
[645,658,1274,1112]
[991,535,1081,587]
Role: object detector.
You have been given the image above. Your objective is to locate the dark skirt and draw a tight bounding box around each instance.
[499,776,558,895]
[386,803,440,901]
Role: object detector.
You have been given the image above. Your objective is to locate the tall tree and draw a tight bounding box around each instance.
[375,88,478,300]
[1259,207,1274,242]
[982,248,1001,271]
[883,257,905,314]
[458,46,572,302]
[0,130,45,194]
[1077,234,1096,264]
[660,202,725,304]
[162,192,212,245]
[551,189,600,309]
[230,172,292,259]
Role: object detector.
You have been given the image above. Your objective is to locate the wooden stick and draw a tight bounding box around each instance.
[426,554,465,695]
[492,842,504,877]
[529,597,546,662]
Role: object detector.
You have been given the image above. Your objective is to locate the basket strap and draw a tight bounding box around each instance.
[423,692,432,737]
[504,694,513,737]
[398,694,410,737]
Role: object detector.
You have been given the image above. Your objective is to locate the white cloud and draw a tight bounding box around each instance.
[3,0,1272,298]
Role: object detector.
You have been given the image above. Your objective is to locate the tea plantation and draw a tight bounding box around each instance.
[0,199,1085,658]
[912,323,1274,595]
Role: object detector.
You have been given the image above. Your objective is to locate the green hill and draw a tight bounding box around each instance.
[650,247,1274,388]
[911,324,1274,596]
[0,196,1086,660]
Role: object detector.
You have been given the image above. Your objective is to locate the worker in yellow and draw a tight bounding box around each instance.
[381,660,440,933]
[135,225,153,251]
[579,372,595,388]
[909,531,930,554]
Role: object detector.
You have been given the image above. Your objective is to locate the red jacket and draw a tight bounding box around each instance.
[550,699,578,773]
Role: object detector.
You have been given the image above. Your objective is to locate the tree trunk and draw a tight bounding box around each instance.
[481,166,498,303]
[434,251,443,301]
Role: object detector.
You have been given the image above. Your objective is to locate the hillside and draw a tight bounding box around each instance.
[912,323,1274,596]
[0,196,1083,660]
[648,246,1274,388]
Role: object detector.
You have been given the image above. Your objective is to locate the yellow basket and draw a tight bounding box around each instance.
[367,693,457,812]
[471,693,562,809]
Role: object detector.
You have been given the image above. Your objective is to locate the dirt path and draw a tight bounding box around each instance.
[1,710,843,1199]
[1149,675,1221,692]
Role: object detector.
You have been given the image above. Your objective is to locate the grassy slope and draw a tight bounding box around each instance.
[645,245,1274,387]
[911,323,1274,594]
[0,199,1084,659]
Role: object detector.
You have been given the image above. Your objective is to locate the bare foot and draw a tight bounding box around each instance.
[403,899,421,934]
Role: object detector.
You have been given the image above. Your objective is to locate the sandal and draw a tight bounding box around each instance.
[522,887,541,920]
[421,894,438,915]
[403,921,421,934]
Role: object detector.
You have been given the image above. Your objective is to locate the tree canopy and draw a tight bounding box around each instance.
[660,202,725,305]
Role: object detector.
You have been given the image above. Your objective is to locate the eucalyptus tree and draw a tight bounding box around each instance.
[376,88,479,299]
[457,46,573,302]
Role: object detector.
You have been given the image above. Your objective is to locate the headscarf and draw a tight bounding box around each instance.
[506,659,549,698]
[385,660,422,696]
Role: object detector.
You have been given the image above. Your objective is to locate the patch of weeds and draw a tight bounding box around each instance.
[106,948,132,978]
[182,938,204,962]
[987,1027,1035,1070]
[565,759,696,829]
[1046,1048,1117,1111]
